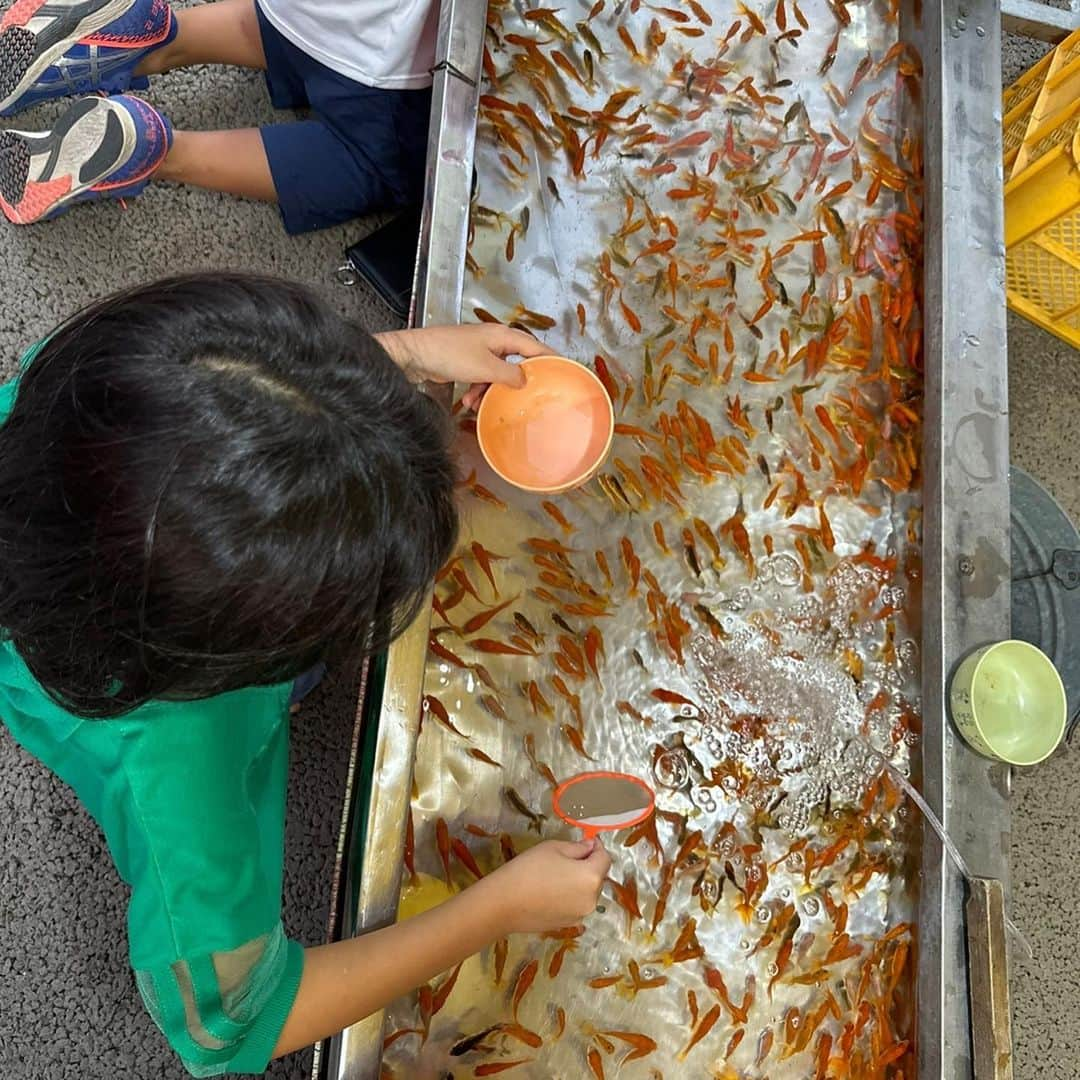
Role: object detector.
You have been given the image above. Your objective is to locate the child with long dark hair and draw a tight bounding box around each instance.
[0,273,610,1075]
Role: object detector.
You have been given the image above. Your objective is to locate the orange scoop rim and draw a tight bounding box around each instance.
[552,770,657,838]
[475,354,615,495]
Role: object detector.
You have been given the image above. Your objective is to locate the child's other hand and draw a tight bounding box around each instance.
[376,324,548,410]
[486,838,611,935]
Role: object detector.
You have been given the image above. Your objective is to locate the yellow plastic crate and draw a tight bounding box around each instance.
[1003,28,1080,350]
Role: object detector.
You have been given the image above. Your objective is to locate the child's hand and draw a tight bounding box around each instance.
[485,838,612,935]
[376,324,549,409]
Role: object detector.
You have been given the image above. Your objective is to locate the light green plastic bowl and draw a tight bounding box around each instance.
[949,640,1067,766]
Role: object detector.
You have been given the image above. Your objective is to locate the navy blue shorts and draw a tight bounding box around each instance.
[255,3,432,235]
[289,662,327,706]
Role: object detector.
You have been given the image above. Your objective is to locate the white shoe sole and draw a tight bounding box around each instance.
[0,96,136,223]
[0,0,140,114]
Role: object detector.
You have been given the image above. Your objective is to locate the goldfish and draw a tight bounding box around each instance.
[470,638,536,657]
[504,787,546,833]
[561,723,596,760]
[678,1004,721,1060]
[541,500,575,533]
[463,597,519,634]
[511,958,538,1019]
[474,1061,533,1076]
[601,1030,657,1062]
[620,537,642,592]
[435,818,452,886]
[608,873,642,933]
[423,695,471,740]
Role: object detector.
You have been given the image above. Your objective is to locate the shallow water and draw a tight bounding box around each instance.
[384,0,924,1074]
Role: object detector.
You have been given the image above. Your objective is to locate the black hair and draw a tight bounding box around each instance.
[0,273,458,717]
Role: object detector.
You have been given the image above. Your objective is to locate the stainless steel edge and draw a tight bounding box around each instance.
[324,0,486,1075]
[1001,0,1079,44]
[920,0,1013,1076]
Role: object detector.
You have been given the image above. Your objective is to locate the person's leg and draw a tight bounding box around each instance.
[0,98,393,226]
[135,0,266,76]
[256,117,400,233]
[1,6,423,229]
[155,129,277,203]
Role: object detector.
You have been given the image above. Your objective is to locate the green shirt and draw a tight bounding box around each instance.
[0,360,304,1076]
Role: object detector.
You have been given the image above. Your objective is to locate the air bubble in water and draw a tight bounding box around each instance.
[641,967,655,980]
[739,939,751,951]
[654,750,690,789]
[770,554,802,587]
[691,787,717,812]
[755,905,771,923]
[714,836,736,857]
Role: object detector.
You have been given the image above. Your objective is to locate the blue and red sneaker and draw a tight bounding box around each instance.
[0,0,175,117]
[0,93,171,223]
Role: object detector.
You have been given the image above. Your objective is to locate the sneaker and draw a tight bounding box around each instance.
[0,0,175,117]
[0,93,171,223]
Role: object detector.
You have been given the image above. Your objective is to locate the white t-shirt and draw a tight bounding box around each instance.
[258,0,440,90]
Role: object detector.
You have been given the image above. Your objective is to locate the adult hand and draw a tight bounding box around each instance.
[376,324,549,410]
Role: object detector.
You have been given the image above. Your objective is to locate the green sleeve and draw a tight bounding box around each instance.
[0,341,48,422]
[135,926,305,1077]
[0,377,18,420]
[113,686,302,1075]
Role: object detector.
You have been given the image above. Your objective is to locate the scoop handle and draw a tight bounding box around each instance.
[965,877,1013,1079]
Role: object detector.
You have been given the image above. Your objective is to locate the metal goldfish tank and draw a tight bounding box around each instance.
[319,0,1013,1076]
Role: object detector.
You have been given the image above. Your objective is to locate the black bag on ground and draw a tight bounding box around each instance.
[338,206,423,321]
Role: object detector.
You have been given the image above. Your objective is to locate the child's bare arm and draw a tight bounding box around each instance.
[273,838,610,1058]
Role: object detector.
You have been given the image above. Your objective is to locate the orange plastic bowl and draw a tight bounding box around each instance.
[476,355,615,494]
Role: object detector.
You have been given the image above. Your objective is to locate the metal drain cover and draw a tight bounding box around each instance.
[1010,466,1080,737]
